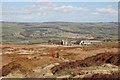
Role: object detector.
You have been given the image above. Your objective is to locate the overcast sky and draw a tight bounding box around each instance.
[1,2,118,22]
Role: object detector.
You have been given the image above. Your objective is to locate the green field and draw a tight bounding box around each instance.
[1,22,118,44]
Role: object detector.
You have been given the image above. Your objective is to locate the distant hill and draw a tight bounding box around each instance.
[1,22,118,44]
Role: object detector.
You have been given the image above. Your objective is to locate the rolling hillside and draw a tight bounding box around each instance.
[1,22,118,44]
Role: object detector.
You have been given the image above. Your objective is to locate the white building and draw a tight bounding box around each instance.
[62,40,68,45]
[79,40,102,45]
[79,40,91,45]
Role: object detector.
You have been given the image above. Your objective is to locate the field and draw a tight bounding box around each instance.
[0,44,119,79]
[0,22,119,79]
[1,22,118,44]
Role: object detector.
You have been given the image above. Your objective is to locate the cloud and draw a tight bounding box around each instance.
[95,7,118,14]
[53,5,88,12]
[2,2,118,22]
[90,7,118,17]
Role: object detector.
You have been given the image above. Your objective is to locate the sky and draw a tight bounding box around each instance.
[1,0,119,2]
[1,2,118,22]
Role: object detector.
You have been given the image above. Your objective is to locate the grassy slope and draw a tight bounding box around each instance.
[1,22,118,44]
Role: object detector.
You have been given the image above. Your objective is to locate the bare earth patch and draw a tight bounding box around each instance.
[1,44,119,79]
